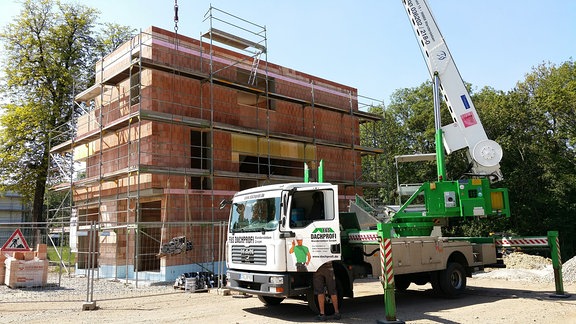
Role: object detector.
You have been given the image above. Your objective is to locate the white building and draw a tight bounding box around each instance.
[0,192,29,222]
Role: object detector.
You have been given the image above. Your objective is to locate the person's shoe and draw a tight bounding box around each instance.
[333,313,341,320]
[315,314,326,321]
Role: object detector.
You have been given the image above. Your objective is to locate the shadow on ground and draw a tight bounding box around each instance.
[241,284,571,323]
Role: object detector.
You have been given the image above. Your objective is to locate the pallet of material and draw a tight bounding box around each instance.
[4,258,49,288]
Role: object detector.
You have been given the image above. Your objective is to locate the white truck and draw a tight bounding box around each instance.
[223,0,511,315]
[223,182,503,314]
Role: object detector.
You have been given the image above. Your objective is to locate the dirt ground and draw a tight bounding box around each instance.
[0,276,575,324]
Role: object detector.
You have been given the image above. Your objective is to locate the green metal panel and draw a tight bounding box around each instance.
[391,177,510,237]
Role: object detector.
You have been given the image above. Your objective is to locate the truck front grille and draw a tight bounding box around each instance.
[231,245,267,265]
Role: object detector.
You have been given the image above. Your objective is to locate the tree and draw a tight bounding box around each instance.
[361,81,472,204]
[508,61,576,257]
[96,23,137,56]
[0,0,135,227]
[360,60,576,258]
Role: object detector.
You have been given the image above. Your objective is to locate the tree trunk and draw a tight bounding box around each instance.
[31,148,49,245]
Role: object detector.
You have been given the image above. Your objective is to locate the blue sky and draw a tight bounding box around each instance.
[1,0,575,107]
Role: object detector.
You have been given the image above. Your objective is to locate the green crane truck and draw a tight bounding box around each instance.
[222,0,522,316]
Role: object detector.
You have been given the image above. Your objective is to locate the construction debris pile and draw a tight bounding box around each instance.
[475,252,576,283]
[559,255,576,283]
[503,252,552,269]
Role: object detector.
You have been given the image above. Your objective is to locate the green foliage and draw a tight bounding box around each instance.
[472,62,576,258]
[0,0,135,223]
[47,245,76,264]
[96,23,137,56]
[509,61,576,259]
[443,217,511,238]
[361,81,474,205]
[361,59,576,259]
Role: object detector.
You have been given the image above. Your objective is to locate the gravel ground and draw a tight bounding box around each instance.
[1,252,574,303]
[0,272,178,303]
[1,274,574,324]
[474,252,576,284]
[1,252,575,323]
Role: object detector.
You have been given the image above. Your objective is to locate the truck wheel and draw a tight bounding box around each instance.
[394,275,411,291]
[258,296,284,306]
[438,262,466,297]
[307,290,320,314]
[257,295,284,306]
[430,271,443,295]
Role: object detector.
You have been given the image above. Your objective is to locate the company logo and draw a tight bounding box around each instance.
[312,228,334,234]
[241,248,255,262]
[240,248,255,255]
[231,236,255,243]
[437,50,447,60]
[311,227,337,240]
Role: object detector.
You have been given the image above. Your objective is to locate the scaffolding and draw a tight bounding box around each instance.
[47,7,384,283]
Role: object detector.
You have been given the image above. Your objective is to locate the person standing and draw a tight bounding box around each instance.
[307,191,325,220]
[313,261,341,321]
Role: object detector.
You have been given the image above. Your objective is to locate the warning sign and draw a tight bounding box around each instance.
[1,228,30,252]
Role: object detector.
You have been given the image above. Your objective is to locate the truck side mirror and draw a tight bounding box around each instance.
[219,199,232,209]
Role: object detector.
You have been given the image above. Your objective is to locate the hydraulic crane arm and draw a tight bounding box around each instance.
[402,0,503,181]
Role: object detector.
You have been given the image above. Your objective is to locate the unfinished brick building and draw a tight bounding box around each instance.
[50,10,382,282]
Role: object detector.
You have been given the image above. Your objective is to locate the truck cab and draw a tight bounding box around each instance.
[225,183,344,310]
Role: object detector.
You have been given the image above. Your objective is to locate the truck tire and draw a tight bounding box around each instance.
[438,262,466,297]
[394,275,411,292]
[257,295,284,306]
[307,290,320,314]
[430,271,443,295]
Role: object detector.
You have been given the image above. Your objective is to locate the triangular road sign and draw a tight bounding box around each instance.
[1,228,30,252]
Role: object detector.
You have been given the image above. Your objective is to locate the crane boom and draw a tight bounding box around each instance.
[402,0,503,181]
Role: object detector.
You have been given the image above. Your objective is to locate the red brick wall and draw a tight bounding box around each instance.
[75,26,367,225]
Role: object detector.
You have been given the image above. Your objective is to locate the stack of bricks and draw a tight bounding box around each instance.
[2,244,49,288]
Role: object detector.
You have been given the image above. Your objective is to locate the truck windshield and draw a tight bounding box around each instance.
[229,197,281,233]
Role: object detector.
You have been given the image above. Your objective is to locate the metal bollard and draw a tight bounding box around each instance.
[548,231,571,298]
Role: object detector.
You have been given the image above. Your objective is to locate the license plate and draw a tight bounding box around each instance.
[240,273,253,282]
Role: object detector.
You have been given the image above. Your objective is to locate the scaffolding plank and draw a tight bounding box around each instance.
[102,65,133,85]
[139,165,210,177]
[355,110,383,122]
[213,122,266,137]
[75,84,101,102]
[140,110,211,128]
[50,127,100,154]
[395,153,437,163]
[354,145,385,154]
[140,58,207,81]
[315,139,352,149]
[101,166,139,182]
[104,112,139,132]
[268,132,313,144]
[202,28,266,52]
[50,139,73,153]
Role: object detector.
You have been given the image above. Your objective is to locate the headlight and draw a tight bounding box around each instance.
[270,276,284,284]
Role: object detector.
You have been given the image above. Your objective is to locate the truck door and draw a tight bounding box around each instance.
[286,188,341,272]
